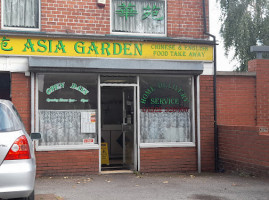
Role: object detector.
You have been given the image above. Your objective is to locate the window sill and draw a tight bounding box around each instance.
[140,142,195,148]
[109,32,167,38]
[35,144,99,151]
[1,27,40,32]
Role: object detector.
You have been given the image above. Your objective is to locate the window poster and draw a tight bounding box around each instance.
[81,110,96,133]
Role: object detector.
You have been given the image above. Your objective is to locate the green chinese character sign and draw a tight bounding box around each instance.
[115,3,164,21]
[142,5,164,21]
[113,0,166,35]
[115,3,138,20]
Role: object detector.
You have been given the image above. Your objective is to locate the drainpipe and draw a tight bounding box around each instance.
[31,73,35,134]
[202,0,219,172]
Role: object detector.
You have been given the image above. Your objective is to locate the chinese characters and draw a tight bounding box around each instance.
[142,5,164,21]
[115,3,138,20]
[115,3,164,21]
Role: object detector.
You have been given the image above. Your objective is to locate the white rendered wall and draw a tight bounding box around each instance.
[0,57,29,72]
[202,62,214,75]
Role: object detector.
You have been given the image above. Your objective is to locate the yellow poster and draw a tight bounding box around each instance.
[101,143,109,166]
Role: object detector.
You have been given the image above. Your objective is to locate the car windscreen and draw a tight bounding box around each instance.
[0,103,21,132]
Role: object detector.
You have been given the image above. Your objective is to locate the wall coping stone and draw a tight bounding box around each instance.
[216,71,256,76]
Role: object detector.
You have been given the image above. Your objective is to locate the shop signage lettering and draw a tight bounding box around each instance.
[141,82,190,112]
[141,107,189,113]
[1,37,13,51]
[157,82,188,102]
[74,41,142,56]
[46,82,89,95]
[46,98,90,103]
[141,82,189,105]
[150,97,179,105]
[45,82,90,103]
[23,39,66,53]
[46,82,65,95]
[81,99,89,103]
[140,86,155,104]
[46,98,77,103]
[0,36,213,61]
[151,44,209,58]
[70,83,89,95]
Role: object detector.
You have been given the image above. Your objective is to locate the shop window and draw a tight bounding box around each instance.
[37,74,98,147]
[140,75,193,143]
[111,0,166,36]
[2,0,39,30]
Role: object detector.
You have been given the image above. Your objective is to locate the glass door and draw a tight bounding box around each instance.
[99,75,138,172]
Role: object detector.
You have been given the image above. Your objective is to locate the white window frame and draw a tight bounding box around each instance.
[110,0,167,37]
[139,75,196,148]
[1,0,41,31]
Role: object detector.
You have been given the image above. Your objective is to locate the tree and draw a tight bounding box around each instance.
[219,0,269,71]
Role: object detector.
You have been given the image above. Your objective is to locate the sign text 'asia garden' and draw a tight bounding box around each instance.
[0,36,213,61]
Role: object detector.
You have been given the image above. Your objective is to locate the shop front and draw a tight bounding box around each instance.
[0,34,213,174]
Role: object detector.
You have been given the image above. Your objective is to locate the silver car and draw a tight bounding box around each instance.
[0,99,40,200]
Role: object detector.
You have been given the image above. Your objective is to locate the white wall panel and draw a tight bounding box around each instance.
[0,57,28,72]
[202,62,214,75]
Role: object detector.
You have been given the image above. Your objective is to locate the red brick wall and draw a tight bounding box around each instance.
[36,150,99,176]
[216,75,256,126]
[216,59,269,176]
[200,75,215,171]
[11,73,31,133]
[41,0,110,34]
[219,125,269,176]
[249,59,269,128]
[140,147,197,172]
[167,0,207,38]
[40,0,208,38]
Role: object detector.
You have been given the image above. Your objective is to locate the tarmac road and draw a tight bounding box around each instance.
[35,172,269,200]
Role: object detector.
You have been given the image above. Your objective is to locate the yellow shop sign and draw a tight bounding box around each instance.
[0,36,213,61]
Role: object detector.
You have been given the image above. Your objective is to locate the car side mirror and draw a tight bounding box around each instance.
[31,132,41,140]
